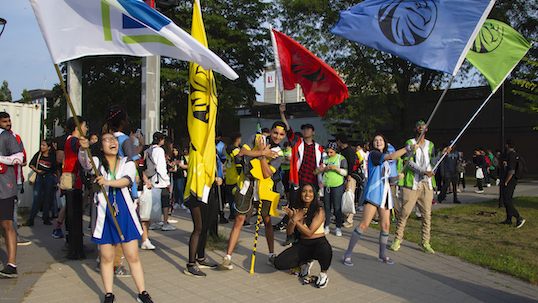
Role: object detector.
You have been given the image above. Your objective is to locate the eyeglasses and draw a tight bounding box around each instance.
[101,137,118,142]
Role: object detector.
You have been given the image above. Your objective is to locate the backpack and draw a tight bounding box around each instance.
[144,145,158,178]
[514,153,527,179]
[491,156,499,168]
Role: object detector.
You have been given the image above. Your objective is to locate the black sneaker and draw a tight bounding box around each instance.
[22,220,34,227]
[137,291,153,303]
[516,217,526,229]
[219,217,229,224]
[43,219,53,225]
[453,200,461,204]
[243,221,251,227]
[0,264,18,278]
[183,264,206,278]
[103,293,115,303]
[196,258,218,269]
[499,220,512,225]
[281,234,294,247]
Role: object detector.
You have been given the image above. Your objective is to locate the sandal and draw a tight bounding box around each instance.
[377,257,394,265]
[342,256,353,267]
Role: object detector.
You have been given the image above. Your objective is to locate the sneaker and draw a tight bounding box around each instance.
[52,228,64,239]
[114,265,131,277]
[389,239,401,251]
[516,217,526,229]
[421,243,435,254]
[173,203,180,210]
[180,204,187,210]
[335,228,342,237]
[186,209,191,214]
[496,179,500,186]
[149,222,163,230]
[370,219,379,225]
[219,256,233,270]
[43,219,53,225]
[342,222,353,228]
[267,254,276,266]
[281,234,294,247]
[96,261,101,272]
[243,221,251,227]
[219,217,229,224]
[0,264,18,278]
[137,291,153,303]
[316,272,328,288]
[357,206,364,212]
[183,264,206,278]
[498,220,512,225]
[17,237,32,246]
[453,200,461,204]
[299,260,313,278]
[103,293,115,303]
[196,258,218,269]
[140,239,156,250]
[22,220,34,227]
[486,183,491,187]
[273,222,286,231]
[475,190,484,194]
[167,219,178,224]
[161,223,177,231]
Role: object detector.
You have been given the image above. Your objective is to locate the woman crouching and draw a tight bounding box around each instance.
[79,133,153,303]
[274,183,332,288]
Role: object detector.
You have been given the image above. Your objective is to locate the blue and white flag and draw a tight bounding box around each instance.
[30,0,239,80]
[330,0,495,76]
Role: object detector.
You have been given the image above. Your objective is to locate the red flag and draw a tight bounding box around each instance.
[271,29,348,117]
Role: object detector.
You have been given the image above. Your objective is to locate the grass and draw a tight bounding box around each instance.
[377,197,538,285]
[206,232,230,251]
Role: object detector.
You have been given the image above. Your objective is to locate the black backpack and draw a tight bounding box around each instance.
[514,153,527,179]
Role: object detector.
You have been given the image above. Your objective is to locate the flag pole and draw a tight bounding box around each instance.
[416,75,455,143]
[54,63,125,241]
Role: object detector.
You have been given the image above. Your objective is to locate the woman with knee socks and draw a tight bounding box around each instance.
[343,135,415,266]
[79,133,152,303]
[274,183,332,288]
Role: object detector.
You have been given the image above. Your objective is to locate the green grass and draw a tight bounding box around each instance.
[379,197,538,284]
[206,232,230,251]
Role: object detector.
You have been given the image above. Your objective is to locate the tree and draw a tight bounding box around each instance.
[0,80,12,102]
[20,89,32,103]
[508,58,538,127]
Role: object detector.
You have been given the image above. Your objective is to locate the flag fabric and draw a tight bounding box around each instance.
[184,0,217,203]
[330,0,495,76]
[270,29,349,117]
[30,0,238,80]
[466,19,531,91]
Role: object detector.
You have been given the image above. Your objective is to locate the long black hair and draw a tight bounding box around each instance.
[295,183,322,226]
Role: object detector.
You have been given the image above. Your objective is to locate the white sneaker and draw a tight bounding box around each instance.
[173,203,180,210]
[316,272,329,288]
[181,204,187,210]
[299,260,314,277]
[335,228,342,237]
[149,222,163,230]
[486,184,491,187]
[161,223,177,231]
[141,239,155,250]
[186,209,191,214]
[168,219,178,224]
[357,206,364,212]
[324,227,329,235]
[496,179,500,186]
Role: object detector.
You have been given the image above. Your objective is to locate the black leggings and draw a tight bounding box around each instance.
[186,199,210,264]
[274,237,332,271]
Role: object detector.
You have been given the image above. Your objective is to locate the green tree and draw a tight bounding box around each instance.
[0,80,12,102]
[20,89,32,103]
[508,58,538,127]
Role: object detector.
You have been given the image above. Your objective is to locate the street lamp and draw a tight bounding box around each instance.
[0,18,6,38]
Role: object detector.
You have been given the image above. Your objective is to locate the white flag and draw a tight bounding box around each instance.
[30,0,239,80]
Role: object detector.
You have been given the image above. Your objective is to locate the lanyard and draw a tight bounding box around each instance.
[109,158,119,216]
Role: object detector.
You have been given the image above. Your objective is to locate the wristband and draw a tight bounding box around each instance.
[406,144,413,152]
[289,219,295,225]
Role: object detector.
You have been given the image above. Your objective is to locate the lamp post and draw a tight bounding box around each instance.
[0,18,6,38]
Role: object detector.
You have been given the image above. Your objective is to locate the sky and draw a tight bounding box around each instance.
[0,1,265,102]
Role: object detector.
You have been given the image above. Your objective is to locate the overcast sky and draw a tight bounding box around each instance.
[0,1,265,102]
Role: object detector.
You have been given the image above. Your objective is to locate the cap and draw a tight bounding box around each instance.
[301,123,315,131]
[326,142,337,151]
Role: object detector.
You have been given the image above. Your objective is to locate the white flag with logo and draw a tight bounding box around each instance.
[30,0,238,80]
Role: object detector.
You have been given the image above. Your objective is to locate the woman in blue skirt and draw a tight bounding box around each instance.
[79,133,152,303]
[342,134,415,267]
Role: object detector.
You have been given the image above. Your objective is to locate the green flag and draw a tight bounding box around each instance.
[467,19,531,91]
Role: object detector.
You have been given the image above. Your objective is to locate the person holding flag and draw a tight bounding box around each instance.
[219,122,285,270]
[389,120,450,254]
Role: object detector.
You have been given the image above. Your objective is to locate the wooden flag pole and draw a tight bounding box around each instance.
[54,64,125,241]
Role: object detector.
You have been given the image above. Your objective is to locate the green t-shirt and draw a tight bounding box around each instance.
[281,149,291,171]
[323,154,347,187]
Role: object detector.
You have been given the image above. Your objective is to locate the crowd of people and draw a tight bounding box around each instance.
[0,105,527,301]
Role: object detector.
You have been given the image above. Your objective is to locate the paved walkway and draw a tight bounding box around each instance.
[1,182,537,302]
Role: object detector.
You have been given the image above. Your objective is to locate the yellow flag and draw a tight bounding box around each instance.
[185,0,217,203]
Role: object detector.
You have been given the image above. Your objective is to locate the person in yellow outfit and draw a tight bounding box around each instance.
[219,122,286,270]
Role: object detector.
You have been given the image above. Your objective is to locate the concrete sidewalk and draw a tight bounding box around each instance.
[2,182,538,302]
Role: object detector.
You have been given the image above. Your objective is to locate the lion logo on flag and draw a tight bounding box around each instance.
[291,50,327,83]
[470,21,504,54]
[379,0,438,46]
